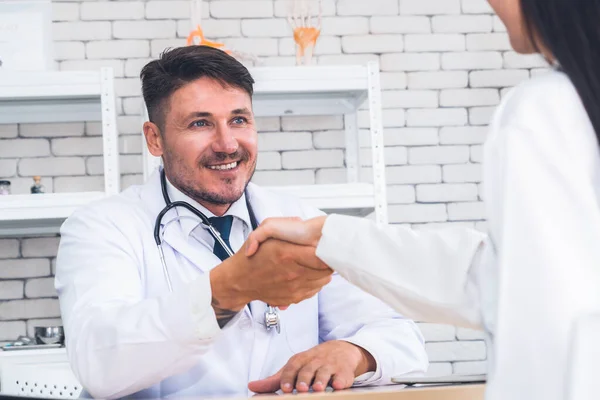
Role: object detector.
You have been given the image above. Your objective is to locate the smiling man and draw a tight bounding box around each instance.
[55,46,427,399]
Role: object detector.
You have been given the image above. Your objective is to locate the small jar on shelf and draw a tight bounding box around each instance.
[31,176,45,194]
[0,180,11,195]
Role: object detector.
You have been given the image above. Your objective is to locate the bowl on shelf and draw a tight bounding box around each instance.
[34,326,65,345]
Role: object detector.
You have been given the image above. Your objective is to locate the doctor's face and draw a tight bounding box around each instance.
[157,77,258,210]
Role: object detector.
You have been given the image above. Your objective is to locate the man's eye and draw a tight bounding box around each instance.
[232,117,247,124]
[192,120,208,127]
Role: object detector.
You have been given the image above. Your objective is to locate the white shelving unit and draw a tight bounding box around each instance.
[0,68,120,237]
[143,62,388,224]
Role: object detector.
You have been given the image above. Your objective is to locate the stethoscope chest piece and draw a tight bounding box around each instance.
[264,306,281,334]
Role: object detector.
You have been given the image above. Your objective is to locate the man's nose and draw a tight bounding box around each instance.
[211,125,239,154]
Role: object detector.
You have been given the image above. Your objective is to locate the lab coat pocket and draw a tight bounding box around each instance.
[283,297,319,354]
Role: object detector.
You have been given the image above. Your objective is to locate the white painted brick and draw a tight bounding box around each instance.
[471,145,483,163]
[52,2,79,21]
[260,56,297,66]
[147,1,203,20]
[0,321,26,340]
[467,33,511,51]
[252,170,314,186]
[86,156,104,175]
[405,34,465,52]
[0,159,17,177]
[342,35,404,53]
[461,0,494,14]
[426,362,453,377]
[221,38,278,56]
[274,0,336,18]
[440,89,499,107]
[150,38,186,57]
[470,69,529,88]
[0,239,19,259]
[53,22,112,41]
[426,341,486,361]
[211,1,273,18]
[456,327,486,340]
[81,1,144,20]
[281,150,343,169]
[379,128,439,146]
[0,125,17,138]
[54,41,85,61]
[258,132,313,151]
[257,152,282,170]
[115,78,142,98]
[382,90,438,108]
[0,281,23,300]
[407,109,467,127]
[123,97,143,115]
[360,146,408,166]
[5,178,54,195]
[432,15,492,33]
[387,185,416,204]
[317,54,379,66]
[118,115,144,134]
[0,139,50,158]
[475,220,488,232]
[22,237,59,258]
[61,59,125,78]
[454,361,487,375]
[400,0,460,15]
[381,53,440,72]
[54,176,105,193]
[417,183,478,202]
[114,20,176,39]
[242,18,290,37]
[442,51,503,70]
[315,168,346,184]
[0,259,50,279]
[313,130,344,149]
[408,71,468,89]
[370,16,431,34]
[19,157,86,177]
[25,278,57,298]
[386,165,442,184]
[321,17,369,36]
[469,106,495,126]
[389,204,447,223]
[493,15,507,32]
[358,109,406,128]
[26,318,63,338]
[448,201,486,220]
[337,0,398,16]
[282,115,343,131]
[121,174,144,190]
[443,163,482,183]
[20,122,84,138]
[120,135,144,154]
[279,36,341,56]
[503,52,548,69]
[418,323,457,342]
[177,19,241,38]
[530,68,552,77]
[381,72,408,89]
[440,127,488,144]
[87,40,150,59]
[256,117,281,132]
[0,299,61,320]
[413,221,475,230]
[52,137,103,156]
[409,146,470,164]
[125,58,153,78]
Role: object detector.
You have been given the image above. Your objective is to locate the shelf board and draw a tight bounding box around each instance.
[268,183,375,217]
[0,192,107,237]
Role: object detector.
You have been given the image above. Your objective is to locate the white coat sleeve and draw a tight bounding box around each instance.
[55,206,223,399]
[316,217,487,330]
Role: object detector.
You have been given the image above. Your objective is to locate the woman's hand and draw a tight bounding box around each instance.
[246,216,327,257]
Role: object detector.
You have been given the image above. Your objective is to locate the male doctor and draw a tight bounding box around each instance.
[55,45,427,399]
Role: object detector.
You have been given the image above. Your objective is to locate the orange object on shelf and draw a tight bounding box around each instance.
[186,25,230,54]
[293,26,321,59]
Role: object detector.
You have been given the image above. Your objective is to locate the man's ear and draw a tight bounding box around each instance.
[143,121,164,157]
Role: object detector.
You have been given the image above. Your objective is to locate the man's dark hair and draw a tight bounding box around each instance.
[140,45,255,131]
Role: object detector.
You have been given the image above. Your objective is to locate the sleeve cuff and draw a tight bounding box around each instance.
[339,339,383,386]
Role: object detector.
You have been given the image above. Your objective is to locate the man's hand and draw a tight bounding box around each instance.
[248,341,377,394]
[209,238,333,325]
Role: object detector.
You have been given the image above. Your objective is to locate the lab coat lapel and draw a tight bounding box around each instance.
[245,184,288,382]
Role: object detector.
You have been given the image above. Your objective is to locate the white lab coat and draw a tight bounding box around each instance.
[315,70,600,400]
[55,171,428,399]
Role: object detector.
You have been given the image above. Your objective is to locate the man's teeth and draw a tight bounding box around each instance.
[208,162,238,170]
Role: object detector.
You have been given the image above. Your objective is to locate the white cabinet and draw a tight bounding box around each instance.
[0,68,120,237]
[142,62,389,224]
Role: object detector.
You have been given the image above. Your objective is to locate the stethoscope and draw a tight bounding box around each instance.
[153,168,281,334]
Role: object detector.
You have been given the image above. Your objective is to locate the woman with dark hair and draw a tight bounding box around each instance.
[245,0,600,398]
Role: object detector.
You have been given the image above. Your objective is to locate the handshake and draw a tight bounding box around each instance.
[209,216,329,312]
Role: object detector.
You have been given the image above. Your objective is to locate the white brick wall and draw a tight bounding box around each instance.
[0,0,548,370]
